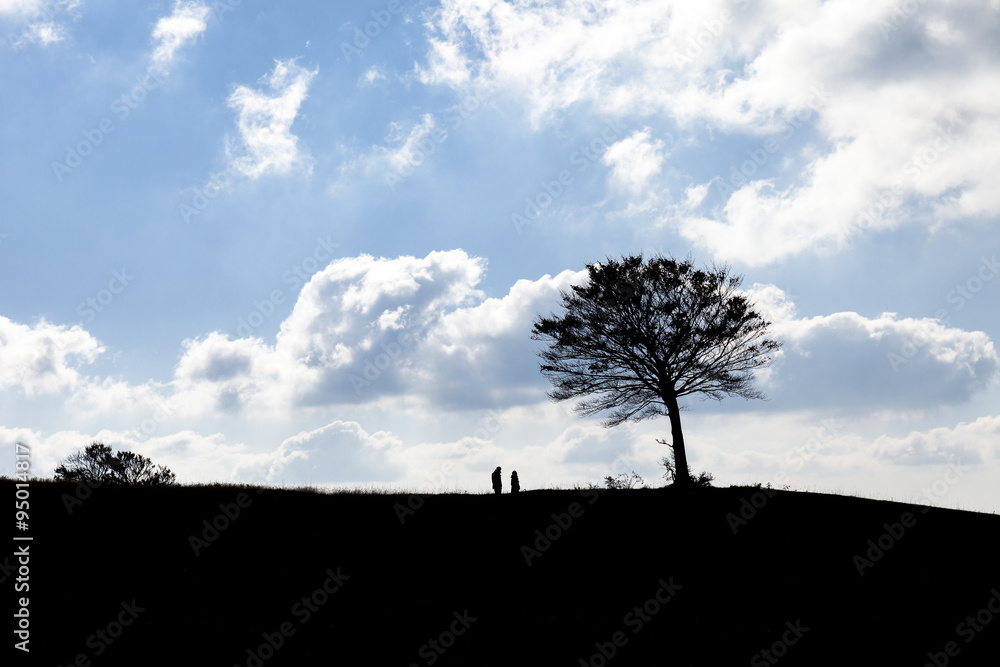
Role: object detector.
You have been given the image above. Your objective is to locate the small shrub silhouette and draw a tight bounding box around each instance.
[659,441,713,487]
[604,470,646,490]
[54,442,176,486]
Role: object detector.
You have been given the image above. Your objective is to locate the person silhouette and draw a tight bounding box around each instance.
[510,471,520,494]
[492,466,502,495]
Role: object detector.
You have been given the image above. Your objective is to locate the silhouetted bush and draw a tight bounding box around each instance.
[604,470,646,490]
[54,442,176,486]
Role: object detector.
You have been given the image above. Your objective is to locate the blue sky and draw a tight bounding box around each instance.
[2,0,999,511]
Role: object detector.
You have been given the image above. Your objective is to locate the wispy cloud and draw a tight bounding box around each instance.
[3,0,80,49]
[362,65,385,83]
[150,1,211,74]
[225,59,318,179]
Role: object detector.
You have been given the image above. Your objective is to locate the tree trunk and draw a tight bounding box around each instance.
[665,392,692,486]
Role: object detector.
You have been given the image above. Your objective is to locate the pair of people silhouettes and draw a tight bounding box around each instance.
[492,467,520,494]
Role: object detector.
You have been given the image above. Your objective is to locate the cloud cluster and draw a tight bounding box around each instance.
[746,284,999,412]
[4,260,994,426]
[226,59,318,179]
[418,0,1000,264]
[170,249,583,415]
[0,317,103,396]
[3,256,997,498]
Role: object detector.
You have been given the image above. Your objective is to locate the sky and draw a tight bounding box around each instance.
[1,0,998,512]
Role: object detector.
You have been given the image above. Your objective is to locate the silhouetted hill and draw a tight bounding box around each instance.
[6,479,1000,666]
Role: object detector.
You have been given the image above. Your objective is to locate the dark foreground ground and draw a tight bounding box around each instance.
[5,478,1000,666]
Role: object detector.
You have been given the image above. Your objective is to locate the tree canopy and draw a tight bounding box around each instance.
[54,442,177,486]
[531,254,781,486]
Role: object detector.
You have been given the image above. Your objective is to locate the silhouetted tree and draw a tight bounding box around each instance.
[54,442,176,486]
[532,254,781,487]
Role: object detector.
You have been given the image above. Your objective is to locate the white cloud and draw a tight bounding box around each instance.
[333,113,449,192]
[171,331,293,416]
[170,249,489,413]
[745,285,999,412]
[19,20,65,45]
[150,1,210,74]
[268,421,405,485]
[166,250,588,416]
[415,36,471,86]
[2,0,79,48]
[0,426,276,484]
[602,128,666,194]
[362,65,385,83]
[0,317,103,396]
[226,59,318,179]
[868,415,1000,466]
[382,113,437,173]
[112,262,1000,423]
[0,0,47,16]
[418,268,586,408]
[420,0,1000,264]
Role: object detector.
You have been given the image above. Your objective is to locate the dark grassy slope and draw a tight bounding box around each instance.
[7,479,1000,666]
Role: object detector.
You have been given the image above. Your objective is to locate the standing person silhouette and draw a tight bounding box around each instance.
[492,466,502,495]
[510,471,520,494]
